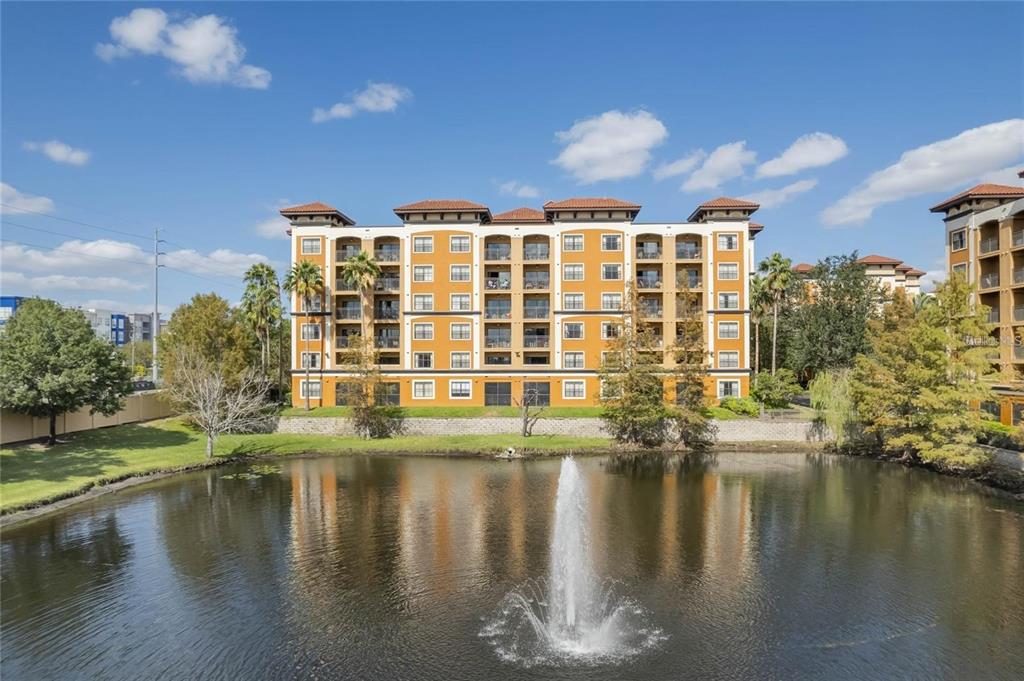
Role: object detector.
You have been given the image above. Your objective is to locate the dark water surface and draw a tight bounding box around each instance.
[2,453,1022,680]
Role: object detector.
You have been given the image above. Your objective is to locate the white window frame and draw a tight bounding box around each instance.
[412,380,435,400]
[562,380,586,400]
[718,351,740,369]
[300,237,321,255]
[449,235,471,253]
[300,351,321,369]
[449,380,472,399]
[450,351,471,369]
[449,264,471,282]
[413,352,434,369]
[450,294,471,311]
[563,263,584,281]
[601,321,621,340]
[601,233,622,252]
[717,233,739,251]
[299,380,322,399]
[718,321,740,339]
[413,294,433,311]
[564,351,585,369]
[717,380,740,399]
[413,265,433,282]
[717,262,739,280]
[562,234,583,252]
[718,292,739,310]
[950,229,967,252]
[413,322,434,340]
[300,323,321,340]
[952,263,967,277]
[563,322,584,339]
[601,293,622,311]
[413,236,434,253]
[563,293,584,311]
[450,322,471,340]
[601,263,622,281]
[601,350,621,366]
[301,296,323,312]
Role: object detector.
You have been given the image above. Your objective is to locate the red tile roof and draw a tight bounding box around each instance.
[929,183,1024,212]
[857,254,903,265]
[749,222,764,235]
[393,199,489,212]
[279,201,355,225]
[543,197,641,210]
[697,197,761,210]
[905,268,926,277]
[896,264,912,272]
[792,263,815,274]
[492,207,547,223]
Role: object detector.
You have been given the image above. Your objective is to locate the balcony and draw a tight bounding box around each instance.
[637,274,663,289]
[1014,268,1024,285]
[373,277,401,292]
[336,334,360,348]
[484,246,512,261]
[524,244,550,261]
[484,353,511,365]
[335,280,359,292]
[636,245,662,260]
[640,303,664,318]
[677,274,702,289]
[485,276,512,291]
[1015,307,1024,322]
[676,244,702,260]
[1016,346,1024,361]
[524,274,550,290]
[374,336,399,349]
[484,307,512,320]
[988,309,1001,324]
[336,246,361,260]
[524,306,550,319]
[980,236,1000,254]
[485,336,512,349]
[1014,230,1024,248]
[373,308,399,321]
[523,336,550,348]
[336,307,361,320]
[374,249,399,262]
[980,273,1000,289]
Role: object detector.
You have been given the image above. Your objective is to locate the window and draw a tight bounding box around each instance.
[523,381,550,406]
[450,235,470,253]
[335,382,361,406]
[601,234,622,251]
[719,351,740,369]
[450,352,471,369]
[718,380,740,398]
[412,380,434,399]
[564,322,584,339]
[563,293,584,310]
[717,233,739,251]
[952,263,967,278]
[718,293,739,310]
[601,322,621,339]
[413,352,433,369]
[375,383,400,406]
[413,265,433,282]
[450,380,471,399]
[1014,403,1024,426]
[718,263,739,280]
[301,296,323,312]
[450,265,471,282]
[563,264,584,281]
[563,234,583,252]
[413,236,433,253]
[484,382,512,406]
[413,295,433,311]
[601,263,622,281]
[300,380,321,399]
[300,238,321,255]
[718,321,740,339]
[300,323,321,340]
[300,352,320,369]
[563,380,586,400]
[601,350,622,367]
[601,293,622,311]
[450,294,471,311]
[951,230,966,252]
[450,322,471,340]
[564,351,585,369]
[413,323,433,340]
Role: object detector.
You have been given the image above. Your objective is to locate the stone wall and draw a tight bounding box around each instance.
[276,416,831,443]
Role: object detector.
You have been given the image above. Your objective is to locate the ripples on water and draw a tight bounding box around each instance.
[2,454,1023,680]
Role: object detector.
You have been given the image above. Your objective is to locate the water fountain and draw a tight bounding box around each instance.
[481,457,664,665]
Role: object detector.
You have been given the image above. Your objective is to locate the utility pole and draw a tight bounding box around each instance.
[152,228,165,383]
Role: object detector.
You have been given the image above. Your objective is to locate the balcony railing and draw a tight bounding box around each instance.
[524,276,550,290]
[981,273,1000,289]
[676,306,703,319]
[523,336,550,348]
[524,245,550,260]
[336,308,361,320]
[637,275,663,289]
[485,308,512,319]
[373,278,400,291]
[485,337,512,348]
[524,307,550,319]
[336,335,360,348]
[636,246,662,259]
[988,310,1001,324]
[641,305,664,317]
[485,354,511,364]
[1015,307,1024,322]
[677,275,702,289]
[1014,269,1024,285]
[980,236,1000,254]
[484,247,512,261]
[336,247,361,260]
[1014,231,1024,247]
[676,245,702,259]
[374,337,399,349]
[374,249,399,262]
[373,309,399,320]
[485,278,512,290]
[335,280,359,291]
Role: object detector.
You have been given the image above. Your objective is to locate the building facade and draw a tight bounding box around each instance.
[283,197,762,408]
[793,255,924,297]
[932,181,1024,424]
[0,296,26,328]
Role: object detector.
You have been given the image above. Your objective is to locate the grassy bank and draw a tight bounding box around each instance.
[280,405,606,418]
[0,419,610,513]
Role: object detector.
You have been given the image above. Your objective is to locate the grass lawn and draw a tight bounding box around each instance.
[0,419,610,513]
[280,405,606,418]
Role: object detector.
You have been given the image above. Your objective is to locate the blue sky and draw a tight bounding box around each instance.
[2,1,1022,313]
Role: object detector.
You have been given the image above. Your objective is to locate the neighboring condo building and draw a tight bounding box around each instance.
[0,296,26,328]
[282,196,763,408]
[792,256,924,297]
[931,181,1024,424]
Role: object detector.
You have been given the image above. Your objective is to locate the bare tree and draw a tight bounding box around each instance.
[166,348,277,458]
[514,388,545,437]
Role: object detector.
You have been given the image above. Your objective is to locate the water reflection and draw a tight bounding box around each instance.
[1,453,1022,680]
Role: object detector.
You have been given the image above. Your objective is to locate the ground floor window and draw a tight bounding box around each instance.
[412,380,434,399]
[300,380,321,399]
[563,380,586,399]
[450,380,471,399]
[484,382,511,406]
[981,401,1000,420]
[335,381,361,405]
[523,381,550,406]
[1013,403,1024,426]
[717,380,740,398]
[375,383,400,406]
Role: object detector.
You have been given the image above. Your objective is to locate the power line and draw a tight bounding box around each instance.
[0,203,151,243]
[1,218,125,244]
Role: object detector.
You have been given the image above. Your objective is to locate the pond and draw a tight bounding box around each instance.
[2,453,1022,680]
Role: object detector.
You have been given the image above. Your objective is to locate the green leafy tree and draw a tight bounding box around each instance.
[809,368,860,447]
[751,368,801,409]
[116,340,153,378]
[670,281,716,450]
[757,252,793,374]
[336,334,404,438]
[852,280,994,470]
[749,274,771,375]
[159,294,255,385]
[283,260,325,411]
[240,263,282,375]
[0,299,132,444]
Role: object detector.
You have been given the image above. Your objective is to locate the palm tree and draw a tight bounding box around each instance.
[758,252,793,375]
[241,263,281,374]
[913,292,936,314]
[749,274,771,375]
[338,250,382,292]
[283,260,324,411]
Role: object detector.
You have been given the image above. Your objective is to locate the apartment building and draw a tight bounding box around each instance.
[282,196,761,408]
[792,255,924,297]
[932,181,1024,424]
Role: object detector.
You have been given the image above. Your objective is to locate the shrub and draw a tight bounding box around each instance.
[720,396,760,417]
[977,420,1023,452]
[752,369,801,409]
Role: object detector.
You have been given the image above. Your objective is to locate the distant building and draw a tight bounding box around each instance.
[126,312,160,343]
[0,296,26,327]
[791,256,924,297]
[111,313,128,346]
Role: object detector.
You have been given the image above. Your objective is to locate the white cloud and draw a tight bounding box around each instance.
[164,248,271,277]
[681,141,756,192]
[95,8,270,89]
[653,150,706,181]
[0,270,145,293]
[920,269,946,293]
[553,110,668,184]
[756,133,848,178]
[312,82,412,123]
[23,140,91,166]
[978,165,1024,186]
[822,119,1024,226]
[0,183,56,215]
[254,214,291,240]
[498,180,540,198]
[74,299,174,315]
[743,179,818,209]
